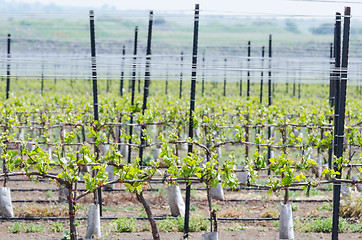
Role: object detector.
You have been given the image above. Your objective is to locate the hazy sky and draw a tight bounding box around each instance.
[12,0,362,17]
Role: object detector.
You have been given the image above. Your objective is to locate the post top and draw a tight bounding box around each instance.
[344,6,351,17]
[149,10,154,20]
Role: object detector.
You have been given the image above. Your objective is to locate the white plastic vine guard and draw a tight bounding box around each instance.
[210,174,224,201]
[166,184,185,217]
[279,203,294,240]
[0,187,14,217]
[105,165,116,190]
[86,203,101,239]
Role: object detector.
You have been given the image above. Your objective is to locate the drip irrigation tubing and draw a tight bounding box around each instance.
[10,198,332,204]
[0,216,355,222]
[8,186,333,192]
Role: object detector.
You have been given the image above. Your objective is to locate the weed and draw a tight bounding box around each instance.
[318,202,333,211]
[157,217,178,232]
[304,209,322,218]
[260,195,269,201]
[261,208,279,218]
[141,222,151,231]
[125,205,136,211]
[274,218,304,230]
[50,222,64,232]
[348,223,362,232]
[9,222,45,233]
[61,231,70,240]
[102,222,115,238]
[273,203,281,210]
[307,188,320,197]
[212,203,221,211]
[298,218,349,233]
[22,223,44,233]
[190,189,197,199]
[8,222,21,234]
[291,203,299,211]
[219,206,245,218]
[225,224,245,231]
[45,190,53,198]
[258,226,266,232]
[76,204,88,211]
[157,188,167,198]
[289,190,300,199]
[16,204,67,217]
[138,211,147,218]
[113,217,137,232]
[325,184,333,191]
[188,215,209,232]
[103,206,118,212]
[190,204,197,211]
[273,221,279,227]
[158,215,208,232]
[340,193,362,218]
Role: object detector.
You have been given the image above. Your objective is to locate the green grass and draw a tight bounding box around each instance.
[157,217,179,232]
[225,224,245,231]
[157,215,209,232]
[113,217,137,233]
[45,190,54,198]
[288,190,300,199]
[9,223,45,233]
[212,203,221,211]
[8,222,21,234]
[274,218,362,233]
[318,202,333,211]
[291,203,299,211]
[325,184,334,191]
[50,222,64,233]
[22,223,45,233]
[298,218,350,233]
[103,206,118,212]
[306,188,320,197]
[190,204,198,211]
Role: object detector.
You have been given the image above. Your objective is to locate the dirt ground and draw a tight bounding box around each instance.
[1,221,362,240]
[1,176,362,239]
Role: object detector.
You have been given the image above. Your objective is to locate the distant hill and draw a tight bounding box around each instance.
[1,0,362,57]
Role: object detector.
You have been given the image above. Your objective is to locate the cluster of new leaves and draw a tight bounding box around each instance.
[2,93,362,205]
[159,141,238,189]
[266,154,318,194]
[113,159,160,194]
[1,129,108,193]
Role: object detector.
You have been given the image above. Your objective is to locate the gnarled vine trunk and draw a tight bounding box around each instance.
[136,192,160,240]
[68,186,77,240]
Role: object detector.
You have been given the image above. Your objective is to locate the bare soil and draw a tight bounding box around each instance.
[1,221,362,240]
